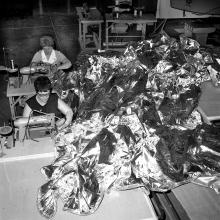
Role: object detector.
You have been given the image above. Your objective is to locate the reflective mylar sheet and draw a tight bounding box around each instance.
[37,32,220,219]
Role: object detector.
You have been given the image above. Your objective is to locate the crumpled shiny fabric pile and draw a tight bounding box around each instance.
[37,32,220,219]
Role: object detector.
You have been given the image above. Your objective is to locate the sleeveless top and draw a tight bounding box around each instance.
[26,93,61,118]
[31,49,70,66]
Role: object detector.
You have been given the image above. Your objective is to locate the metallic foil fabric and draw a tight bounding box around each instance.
[37,33,220,218]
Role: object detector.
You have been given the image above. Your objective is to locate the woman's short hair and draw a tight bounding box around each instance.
[40,36,54,48]
[34,76,52,93]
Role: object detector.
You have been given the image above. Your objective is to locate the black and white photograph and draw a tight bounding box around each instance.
[0,0,220,219]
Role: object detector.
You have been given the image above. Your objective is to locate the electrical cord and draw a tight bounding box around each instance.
[27,62,34,83]
[149,19,167,38]
[32,109,61,120]
[22,110,33,142]
[148,19,165,37]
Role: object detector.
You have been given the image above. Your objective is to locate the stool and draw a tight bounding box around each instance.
[0,126,14,156]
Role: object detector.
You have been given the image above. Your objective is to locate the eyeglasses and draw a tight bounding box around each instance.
[37,90,50,97]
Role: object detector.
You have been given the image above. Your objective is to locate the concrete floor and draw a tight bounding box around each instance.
[0,149,157,220]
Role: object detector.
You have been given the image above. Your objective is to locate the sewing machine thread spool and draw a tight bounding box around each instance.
[134,9,137,17]
[11,60,15,69]
[139,10,142,17]
[0,125,13,150]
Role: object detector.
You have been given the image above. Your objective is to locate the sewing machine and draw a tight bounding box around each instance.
[20,63,57,75]
[14,113,56,142]
[111,0,132,19]
[20,63,58,84]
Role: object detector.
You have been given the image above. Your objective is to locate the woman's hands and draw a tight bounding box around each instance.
[32,63,59,75]
[57,98,73,130]
[56,118,68,130]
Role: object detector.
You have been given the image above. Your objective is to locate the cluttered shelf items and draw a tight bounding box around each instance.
[37,32,220,219]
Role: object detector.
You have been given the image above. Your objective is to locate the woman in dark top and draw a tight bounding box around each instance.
[26,92,60,118]
[23,76,73,130]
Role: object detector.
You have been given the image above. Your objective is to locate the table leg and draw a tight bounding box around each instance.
[8,97,16,120]
[67,0,71,15]
[141,23,146,40]
[98,23,102,50]
[38,0,43,15]
[78,21,82,48]
[105,21,109,49]
[83,24,87,49]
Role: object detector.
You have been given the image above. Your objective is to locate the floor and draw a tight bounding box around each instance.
[0,146,157,220]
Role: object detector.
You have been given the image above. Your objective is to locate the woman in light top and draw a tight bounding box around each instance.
[21,36,72,82]
[31,35,72,71]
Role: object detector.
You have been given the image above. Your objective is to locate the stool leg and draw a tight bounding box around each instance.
[6,135,14,149]
[18,126,26,142]
[0,136,6,156]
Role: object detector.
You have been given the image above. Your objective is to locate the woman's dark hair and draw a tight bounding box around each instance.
[34,76,52,93]
[40,35,54,48]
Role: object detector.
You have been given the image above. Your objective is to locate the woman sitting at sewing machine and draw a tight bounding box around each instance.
[20,35,72,82]
[31,35,72,72]
[22,76,73,130]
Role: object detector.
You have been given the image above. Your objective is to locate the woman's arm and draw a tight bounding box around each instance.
[31,51,42,67]
[14,103,33,128]
[56,51,72,70]
[57,98,73,129]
